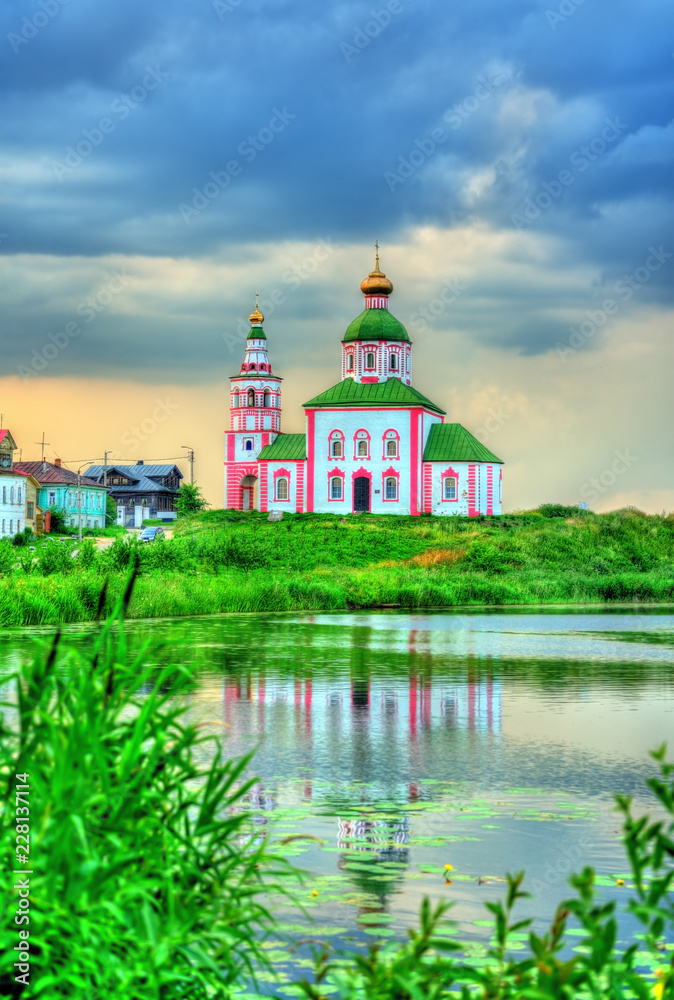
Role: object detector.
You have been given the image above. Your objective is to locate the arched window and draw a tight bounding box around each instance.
[17,487,22,503]
[385,477,397,500]
[245,439,253,452]
[357,440,368,456]
[353,430,370,459]
[346,354,354,371]
[10,487,14,503]
[383,430,400,459]
[276,477,288,501]
[247,389,255,406]
[259,364,266,371]
[365,352,375,369]
[331,477,343,500]
[249,364,256,370]
[389,353,397,370]
[263,391,271,407]
[329,430,345,458]
[444,477,457,500]
[233,391,240,407]
[386,439,397,457]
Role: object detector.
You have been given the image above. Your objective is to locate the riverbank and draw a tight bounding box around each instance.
[1,506,672,626]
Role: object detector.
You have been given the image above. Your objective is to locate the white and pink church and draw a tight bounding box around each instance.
[224,253,503,516]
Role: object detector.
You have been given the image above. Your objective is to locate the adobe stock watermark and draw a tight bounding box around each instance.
[474,404,511,444]
[339,0,404,63]
[213,0,245,18]
[7,0,70,55]
[580,449,638,503]
[119,398,179,453]
[546,0,588,31]
[222,237,336,352]
[18,269,132,380]
[556,245,672,361]
[511,117,627,229]
[179,107,295,224]
[530,836,592,893]
[407,277,466,335]
[51,67,170,181]
[384,70,509,192]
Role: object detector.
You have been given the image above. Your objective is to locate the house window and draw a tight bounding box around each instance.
[346,354,354,371]
[365,351,375,369]
[389,353,397,370]
[10,520,13,533]
[444,477,457,500]
[276,477,288,501]
[330,477,343,500]
[386,440,397,457]
[385,477,397,500]
[27,502,34,518]
[1,487,5,503]
[17,519,21,532]
[10,487,14,503]
[48,491,56,506]
[17,487,22,504]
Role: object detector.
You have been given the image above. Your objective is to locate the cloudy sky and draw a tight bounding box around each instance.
[1,0,672,510]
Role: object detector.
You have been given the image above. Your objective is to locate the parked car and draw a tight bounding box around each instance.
[139,527,164,543]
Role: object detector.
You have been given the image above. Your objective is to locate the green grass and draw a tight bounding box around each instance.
[0,507,672,625]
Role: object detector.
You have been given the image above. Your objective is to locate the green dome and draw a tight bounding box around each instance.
[343,308,411,343]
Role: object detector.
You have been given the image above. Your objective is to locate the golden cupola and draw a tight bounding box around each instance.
[360,246,394,297]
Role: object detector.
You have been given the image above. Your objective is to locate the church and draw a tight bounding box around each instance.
[224,252,503,516]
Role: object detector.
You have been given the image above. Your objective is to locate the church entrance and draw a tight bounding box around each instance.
[241,475,258,511]
[353,476,370,513]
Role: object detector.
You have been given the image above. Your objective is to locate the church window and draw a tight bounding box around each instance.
[330,477,343,500]
[365,351,375,369]
[354,430,370,459]
[247,389,255,406]
[260,364,266,371]
[249,364,256,370]
[263,390,271,407]
[385,477,397,500]
[233,391,240,407]
[276,477,288,501]
[244,439,254,452]
[329,430,345,459]
[386,439,397,457]
[357,440,367,456]
[389,353,397,370]
[346,354,354,371]
[444,477,457,500]
[383,429,400,459]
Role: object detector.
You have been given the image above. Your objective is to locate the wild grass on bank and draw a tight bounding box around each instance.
[0,507,672,625]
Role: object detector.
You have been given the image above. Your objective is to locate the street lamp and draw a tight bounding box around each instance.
[181,446,194,484]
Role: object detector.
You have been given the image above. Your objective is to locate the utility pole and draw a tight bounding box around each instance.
[103,451,109,488]
[77,469,82,543]
[181,445,194,484]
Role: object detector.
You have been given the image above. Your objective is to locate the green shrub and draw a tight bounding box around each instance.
[0,538,15,575]
[36,540,73,576]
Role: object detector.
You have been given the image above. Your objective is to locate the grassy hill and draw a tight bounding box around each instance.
[0,506,673,625]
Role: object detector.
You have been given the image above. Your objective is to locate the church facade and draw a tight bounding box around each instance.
[224,254,503,516]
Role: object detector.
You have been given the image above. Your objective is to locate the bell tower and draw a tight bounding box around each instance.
[224,297,282,509]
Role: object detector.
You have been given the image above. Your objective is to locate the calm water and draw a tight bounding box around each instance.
[3,607,673,989]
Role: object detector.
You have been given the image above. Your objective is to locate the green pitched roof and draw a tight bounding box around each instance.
[258,433,306,461]
[423,423,503,463]
[247,326,266,340]
[343,308,411,343]
[303,378,445,414]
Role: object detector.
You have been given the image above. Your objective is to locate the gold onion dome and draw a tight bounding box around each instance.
[249,293,264,325]
[360,249,394,296]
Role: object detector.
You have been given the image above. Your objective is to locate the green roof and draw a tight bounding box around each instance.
[258,433,306,461]
[247,326,266,340]
[343,308,411,343]
[423,423,503,463]
[303,378,445,414]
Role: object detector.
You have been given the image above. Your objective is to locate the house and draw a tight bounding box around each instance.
[0,430,43,537]
[85,461,183,524]
[14,459,108,530]
[223,253,503,515]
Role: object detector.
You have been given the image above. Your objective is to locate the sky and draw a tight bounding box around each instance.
[1,0,672,511]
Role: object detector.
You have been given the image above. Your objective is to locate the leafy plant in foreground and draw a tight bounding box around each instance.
[0,574,288,999]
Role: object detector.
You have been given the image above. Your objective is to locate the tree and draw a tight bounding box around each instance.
[175,482,209,518]
[105,495,117,526]
[48,506,69,533]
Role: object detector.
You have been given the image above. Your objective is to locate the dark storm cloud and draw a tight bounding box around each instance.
[0,0,672,368]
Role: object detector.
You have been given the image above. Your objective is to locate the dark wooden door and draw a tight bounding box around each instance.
[353,476,370,512]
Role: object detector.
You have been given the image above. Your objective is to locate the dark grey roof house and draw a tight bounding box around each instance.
[85,461,183,523]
